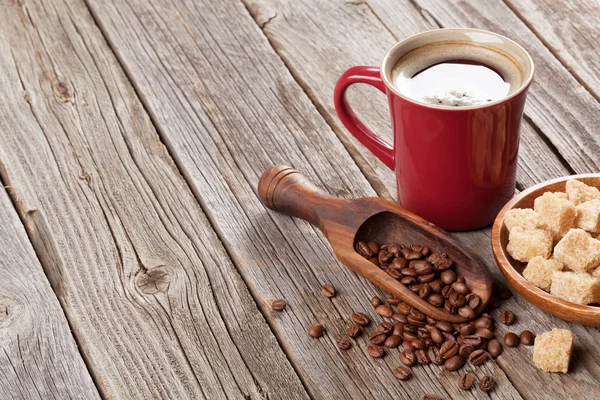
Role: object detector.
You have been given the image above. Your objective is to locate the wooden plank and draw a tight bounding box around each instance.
[81,0,555,398]
[0,188,98,399]
[0,0,307,398]
[504,0,600,102]
[238,0,594,397]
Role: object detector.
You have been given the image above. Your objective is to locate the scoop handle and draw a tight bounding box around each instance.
[258,166,339,227]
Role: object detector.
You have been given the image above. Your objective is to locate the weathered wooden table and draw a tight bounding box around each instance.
[1,0,599,398]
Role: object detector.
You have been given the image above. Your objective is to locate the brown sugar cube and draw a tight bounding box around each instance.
[534,192,577,241]
[553,229,600,273]
[506,227,553,262]
[504,208,544,232]
[533,328,573,373]
[523,256,564,291]
[575,199,600,233]
[566,179,600,205]
[550,270,600,305]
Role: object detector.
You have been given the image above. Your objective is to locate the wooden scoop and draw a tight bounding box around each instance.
[258,166,492,323]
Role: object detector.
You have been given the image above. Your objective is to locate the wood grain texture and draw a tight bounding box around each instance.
[504,0,600,101]
[0,188,98,399]
[0,0,306,398]
[83,0,496,398]
[240,0,600,398]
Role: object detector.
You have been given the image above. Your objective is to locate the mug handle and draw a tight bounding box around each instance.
[334,66,395,170]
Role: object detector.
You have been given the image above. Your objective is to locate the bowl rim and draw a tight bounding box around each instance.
[492,173,600,324]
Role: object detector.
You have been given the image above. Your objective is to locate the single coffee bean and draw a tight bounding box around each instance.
[462,335,483,347]
[367,241,379,255]
[458,344,475,358]
[452,282,470,295]
[456,276,465,283]
[271,299,287,311]
[449,292,466,308]
[406,251,423,260]
[356,241,373,258]
[416,349,430,364]
[440,340,459,359]
[407,316,427,327]
[440,269,457,285]
[393,366,412,381]
[404,324,418,334]
[487,339,503,358]
[428,251,450,267]
[479,376,495,392]
[465,293,481,309]
[436,321,453,333]
[441,285,455,298]
[388,243,402,258]
[347,324,361,338]
[427,293,444,307]
[411,339,425,350]
[419,283,432,299]
[397,302,411,315]
[308,323,324,338]
[391,258,409,270]
[371,296,383,307]
[401,276,417,285]
[459,324,476,336]
[458,372,474,390]
[419,273,437,284]
[411,260,435,275]
[468,349,488,366]
[320,284,336,298]
[387,296,401,305]
[351,312,370,326]
[388,268,403,280]
[475,328,494,340]
[392,313,408,324]
[458,306,475,320]
[400,350,417,366]
[520,330,535,346]
[428,347,443,365]
[403,332,418,342]
[336,338,351,350]
[409,284,421,294]
[444,355,465,371]
[401,267,418,277]
[429,279,444,293]
[409,308,426,322]
[417,329,430,340]
[499,310,515,325]
[496,286,513,300]
[430,327,444,344]
[401,341,413,352]
[504,332,519,347]
[379,250,393,264]
[392,322,404,336]
[423,395,443,400]
[376,305,393,318]
[378,321,394,334]
[473,316,493,330]
[444,301,457,314]
[384,334,402,348]
[369,330,387,345]
[410,244,424,253]
[367,344,384,358]
[452,323,462,333]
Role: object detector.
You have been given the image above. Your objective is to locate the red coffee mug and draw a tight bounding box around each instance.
[334,29,534,230]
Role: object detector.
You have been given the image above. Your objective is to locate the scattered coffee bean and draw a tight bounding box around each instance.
[488,339,503,358]
[376,305,393,318]
[428,293,444,307]
[473,316,493,330]
[271,299,287,311]
[308,323,324,338]
[347,324,361,338]
[429,279,444,293]
[440,340,459,359]
[430,327,444,344]
[459,324,476,336]
[378,321,393,334]
[520,330,535,346]
[428,347,443,365]
[465,293,481,309]
[367,344,384,358]
[320,284,336,298]
[462,335,482,347]
[336,338,351,350]
[387,296,401,305]
[499,310,515,325]
[468,349,488,366]
[440,269,457,285]
[392,322,404,336]
[452,282,470,295]
[384,335,402,348]
[436,321,453,333]
[479,376,495,392]
[351,312,370,326]
[504,332,519,347]
[419,284,432,299]
[411,339,426,350]
[475,328,494,340]
[371,296,383,307]
[393,366,412,381]
[416,349,430,364]
[369,330,387,345]
[458,344,475,358]
[397,303,411,315]
[444,355,465,371]
[392,313,408,323]
[458,372,474,390]
[458,305,475,320]
[400,350,417,366]
[423,395,443,400]
[401,341,413,352]
[449,292,466,308]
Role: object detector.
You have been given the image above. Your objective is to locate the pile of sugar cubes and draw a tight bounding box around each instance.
[505,179,600,305]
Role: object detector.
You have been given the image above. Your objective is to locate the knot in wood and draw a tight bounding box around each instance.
[0,295,22,328]
[136,267,171,294]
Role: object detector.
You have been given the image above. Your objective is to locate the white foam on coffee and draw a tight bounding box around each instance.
[391,42,523,107]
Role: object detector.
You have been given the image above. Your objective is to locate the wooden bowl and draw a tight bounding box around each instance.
[492,174,600,326]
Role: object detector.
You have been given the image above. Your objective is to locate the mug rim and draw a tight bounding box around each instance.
[380,28,535,111]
